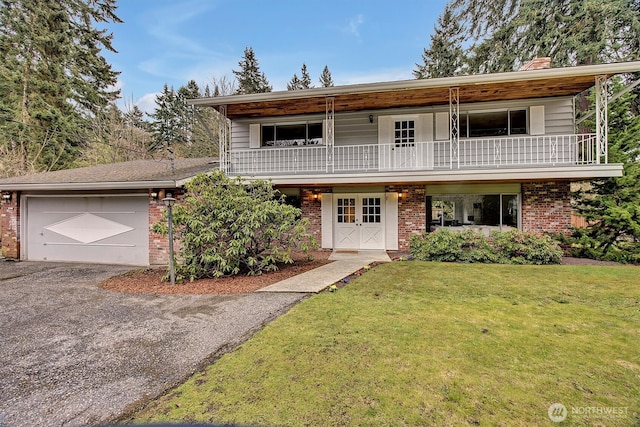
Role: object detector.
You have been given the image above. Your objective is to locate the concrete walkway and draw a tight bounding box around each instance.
[256,250,391,293]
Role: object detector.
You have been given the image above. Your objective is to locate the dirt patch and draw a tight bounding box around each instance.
[102,251,332,295]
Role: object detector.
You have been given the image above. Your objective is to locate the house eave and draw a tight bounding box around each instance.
[0,180,182,192]
[188,61,640,112]
[238,164,624,186]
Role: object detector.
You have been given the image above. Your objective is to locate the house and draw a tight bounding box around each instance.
[187,60,640,252]
[0,158,216,265]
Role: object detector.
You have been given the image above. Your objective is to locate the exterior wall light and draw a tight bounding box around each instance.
[369,114,374,124]
[1,193,11,201]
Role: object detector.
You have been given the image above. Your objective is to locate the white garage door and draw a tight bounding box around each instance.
[26,196,149,265]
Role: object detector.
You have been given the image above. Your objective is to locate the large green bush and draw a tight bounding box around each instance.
[409,228,562,265]
[154,171,316,281]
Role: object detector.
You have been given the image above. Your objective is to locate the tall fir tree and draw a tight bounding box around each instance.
[446,0,640,72]
[232,47,272,94]
[573,78,640,262]
[414,3,467,78]
[0,0,122,176]
[300,63,313,89]
[319,65,334,87]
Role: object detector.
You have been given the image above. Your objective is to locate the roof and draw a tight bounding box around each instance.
[188,61,640,119]
[0,157,217,191]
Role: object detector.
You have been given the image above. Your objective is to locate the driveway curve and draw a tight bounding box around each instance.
[0,261,305,427]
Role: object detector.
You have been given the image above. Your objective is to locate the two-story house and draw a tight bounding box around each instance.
[188,60,640,252]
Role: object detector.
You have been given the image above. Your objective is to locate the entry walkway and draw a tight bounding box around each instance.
[256,250,391,293]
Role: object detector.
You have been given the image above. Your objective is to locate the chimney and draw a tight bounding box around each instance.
[519,57,552,71]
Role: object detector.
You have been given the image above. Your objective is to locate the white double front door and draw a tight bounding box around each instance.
[334,193,385,250]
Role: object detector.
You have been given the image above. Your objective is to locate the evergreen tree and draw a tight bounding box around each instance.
[447,0,640,72]
[414,3,467,78]
[300,63,313,89]
[319,65,334,87]
[0,0,122,176]
[573,78,640,262]
[149,84,184,153]
[287,74,303,91]
[232,47,272,94]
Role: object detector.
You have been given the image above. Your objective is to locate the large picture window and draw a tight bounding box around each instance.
[459,109,527,138]
[427,194,519,230]
[262,122,323,147]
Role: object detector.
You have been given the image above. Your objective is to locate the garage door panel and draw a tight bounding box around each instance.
[27,197,149,265]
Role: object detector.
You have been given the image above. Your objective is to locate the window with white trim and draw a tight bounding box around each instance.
[261,122,323,147]
[459,109,527,137]
[394,119,415,147]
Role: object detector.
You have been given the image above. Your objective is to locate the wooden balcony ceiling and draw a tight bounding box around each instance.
[217,75,597,119]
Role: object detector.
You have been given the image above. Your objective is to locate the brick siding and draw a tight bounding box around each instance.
[0,191,20,258]
[521,181,571,233]
[300,187,332,244]
[386,185,426,250]
[149,189,183,265]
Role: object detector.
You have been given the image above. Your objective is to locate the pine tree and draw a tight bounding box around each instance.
[319,65,334,87]
[232,47,272,94]
[0,0,122,176]
[149,84,183,153]
[300,63,313,89]
[447,0,640,72]
[414,3,467,78]
[287,74,303,91]
[573,78,640,262]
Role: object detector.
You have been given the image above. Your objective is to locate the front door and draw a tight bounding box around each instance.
[334,194,385,250]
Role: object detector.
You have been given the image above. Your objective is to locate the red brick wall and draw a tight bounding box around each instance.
[0,191,20,259]
[387,185,426,250]
[149,189,184,265]
[300,187,331,245]
[521,181,571,233]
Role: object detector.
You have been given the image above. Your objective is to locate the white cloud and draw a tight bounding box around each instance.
[343,14,364,38]
[135,92,160,117]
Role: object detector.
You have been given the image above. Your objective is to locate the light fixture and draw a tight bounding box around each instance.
[162,193,177,285]
[2,193,11,201]
[150,191,158,200]
[369,114,374,124]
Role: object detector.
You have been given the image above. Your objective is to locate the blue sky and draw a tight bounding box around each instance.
[103,0,449,114]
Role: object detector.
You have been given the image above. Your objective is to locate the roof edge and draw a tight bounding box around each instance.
[0,180,180,192]
[187,61,640,107]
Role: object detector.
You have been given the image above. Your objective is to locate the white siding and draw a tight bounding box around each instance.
[321,194,333,248]
[231,122,250,150]
[249,123,261,149]
[385,192,398,250]
[335,111,379,145]
[543,98,574,134]
[529,105,545,135]
[435,112,450,140]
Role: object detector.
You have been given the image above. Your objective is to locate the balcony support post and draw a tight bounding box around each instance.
[595,75,608,164]
[218,105,229,173]
[449,87,460,169]
[326,97,335,173]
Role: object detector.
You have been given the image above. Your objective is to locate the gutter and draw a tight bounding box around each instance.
[187,61,640,107]
[0,180,183,192]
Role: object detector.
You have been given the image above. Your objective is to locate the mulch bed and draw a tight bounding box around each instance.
[102,251,632,297]
[101,251,332,295]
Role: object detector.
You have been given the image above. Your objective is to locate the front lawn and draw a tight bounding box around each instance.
[129,262,640,426]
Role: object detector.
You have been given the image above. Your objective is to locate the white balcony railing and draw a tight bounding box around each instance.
[226,134,599,175]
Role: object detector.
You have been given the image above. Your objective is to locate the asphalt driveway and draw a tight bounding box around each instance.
[0,260,306,427]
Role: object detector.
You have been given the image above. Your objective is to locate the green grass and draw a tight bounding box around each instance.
[129,262,640,426]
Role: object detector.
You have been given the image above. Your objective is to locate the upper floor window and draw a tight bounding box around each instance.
[262,122,323,147]
[394,120,415,147]
[459,109,527,138]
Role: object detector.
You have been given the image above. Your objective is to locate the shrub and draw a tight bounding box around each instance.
[409,228,562,265]
[153,171,317,281]
[490,230,562,265]
[556,228,640,264]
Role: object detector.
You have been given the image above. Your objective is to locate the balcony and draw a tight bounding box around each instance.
[224,134,601,176]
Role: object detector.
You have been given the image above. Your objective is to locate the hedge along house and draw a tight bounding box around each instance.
[188,60,640,252]
[0,158,216,265]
